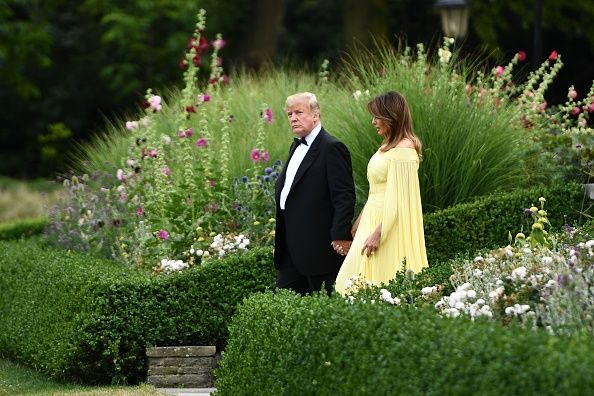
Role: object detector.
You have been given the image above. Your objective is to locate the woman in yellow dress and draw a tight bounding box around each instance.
[335,91,428,295]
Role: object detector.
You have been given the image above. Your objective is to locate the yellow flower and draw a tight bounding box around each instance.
[530,206,538,212]
[253,221,261,226]
[515,232,526,240]
[539,197,546,204]
[268,218,276,223]
[532,222,544,230]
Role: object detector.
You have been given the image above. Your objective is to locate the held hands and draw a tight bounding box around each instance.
[361,229,381,256]
[331,240,352,256]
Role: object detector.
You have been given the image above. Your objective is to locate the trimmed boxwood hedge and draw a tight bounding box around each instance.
[214,291,594,396]
[423,182,590,264]
[0,217,48,240]
[0,238,275,384]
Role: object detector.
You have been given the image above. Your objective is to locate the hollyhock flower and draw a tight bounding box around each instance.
[158,229,169,240]
[126,121,138,131]
[137,206,144,217]
[212,38,226,50]
[579,118,587,127]
[126,159,135,167]
[189,36,209,54]
[147,95,162,112]
[162,167,170,177]
[261,151,270,162]
[195,138,208,148]
[571,107,581,116]
[185,105,196,113]
[250,148,261,162]
[568,87,578,99]
[517,51,527,62]
[548,50,558,61]
[178,56,187,70]
[222,75,230,85]
[116,169,126,182]
[178,130,186,138]
[539,102,547,112]
[216,57,223,67]
[263,108,273,124]
[148,149,158,158]
[197,93,210,103]
[141,116,150,128]
[185,128,193,138]
[588,102,594,113]
[494,66,505,77]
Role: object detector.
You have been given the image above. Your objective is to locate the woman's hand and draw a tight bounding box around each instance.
[361,227,381,256]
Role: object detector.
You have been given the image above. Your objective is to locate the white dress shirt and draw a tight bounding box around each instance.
[279,124,322,209]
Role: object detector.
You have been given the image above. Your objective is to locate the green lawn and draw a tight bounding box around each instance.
[0,359,161,396]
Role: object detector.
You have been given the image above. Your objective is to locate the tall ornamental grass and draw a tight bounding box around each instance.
[47,11,574,270]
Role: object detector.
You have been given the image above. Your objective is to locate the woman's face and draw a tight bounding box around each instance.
[372,116,389,137]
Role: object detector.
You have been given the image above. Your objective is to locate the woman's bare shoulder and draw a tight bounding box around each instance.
[395,138,415,149]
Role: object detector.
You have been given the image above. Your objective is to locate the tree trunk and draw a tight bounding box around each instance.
[239,0,286,69]
[343,0,390,52]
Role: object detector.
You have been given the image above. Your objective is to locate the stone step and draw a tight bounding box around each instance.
[146,346,218,388]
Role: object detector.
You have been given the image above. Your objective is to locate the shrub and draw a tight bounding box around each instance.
[0,217,48,240]
[215,291,594,396]
[0,238,275,384]
[423,182,590,264]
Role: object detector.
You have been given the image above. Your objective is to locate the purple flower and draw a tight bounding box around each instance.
[250,148,261,162]
[264,108,273,124]
[195,138,208,148]
[158,229,169,240]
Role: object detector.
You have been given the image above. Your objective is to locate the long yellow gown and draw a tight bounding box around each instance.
[335,147,428,295]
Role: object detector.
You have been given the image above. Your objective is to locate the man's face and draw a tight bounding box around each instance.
[286,100,319,137]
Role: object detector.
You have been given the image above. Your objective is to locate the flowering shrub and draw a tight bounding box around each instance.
[46,10,278,271]
[433,200,594,336]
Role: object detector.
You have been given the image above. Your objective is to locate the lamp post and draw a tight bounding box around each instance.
[435,0,470,40]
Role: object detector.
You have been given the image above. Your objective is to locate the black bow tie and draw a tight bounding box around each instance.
[294,137,308,146]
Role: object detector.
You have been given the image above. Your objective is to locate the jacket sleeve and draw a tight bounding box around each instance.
[326,141,356,240]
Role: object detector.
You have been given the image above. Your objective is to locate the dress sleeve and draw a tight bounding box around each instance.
[380,157,422,245]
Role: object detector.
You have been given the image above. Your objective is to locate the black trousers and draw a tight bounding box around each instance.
[276,249,338,296]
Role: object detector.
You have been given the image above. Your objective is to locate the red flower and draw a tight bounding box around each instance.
[186,105,196,113]
[570,107,581,116]
[517,51,527,62]
[548,50,558,61]
[179,56,187,70]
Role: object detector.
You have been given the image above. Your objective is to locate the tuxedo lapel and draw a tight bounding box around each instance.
[276,140,299,202]
[289,131,323,192]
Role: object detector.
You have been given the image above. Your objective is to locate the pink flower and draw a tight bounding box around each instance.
[548,50,558,61]
[567,88,577,100]
[465,84,473,96]
[588,102,594,113]
[579,118,587,127]
[162,167,170,177]
[116,169,126,182]
[126,121,138,131]
[126,159,135,167]
[185,128,193,138]
[570,107,581,116]
[147,95,162,112]
[148,149,158,158]
[158,229,169,240]
[136,206,144,217]
[216,57,223,67]
[263,108,273,124]
[197,93,211,103]
[261,151,270,162]
[209,179,217,187]
[178,130,186,138]
[250,148,261,162]
[494,66,504,78]
[212,38,226,50]
[517,51,527,62]
[195,138,208,148]
[540,102,547,112]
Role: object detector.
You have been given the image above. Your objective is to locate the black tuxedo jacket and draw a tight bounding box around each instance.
[274,128,355,276]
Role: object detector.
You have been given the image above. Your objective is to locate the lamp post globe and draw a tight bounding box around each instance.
[435,0,470,40]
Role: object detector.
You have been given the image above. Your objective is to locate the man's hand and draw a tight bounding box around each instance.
[331,240,352,256]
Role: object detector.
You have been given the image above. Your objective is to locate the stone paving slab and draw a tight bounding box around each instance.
[157,388,215,396]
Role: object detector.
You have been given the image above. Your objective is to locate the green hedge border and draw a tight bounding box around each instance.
[0,217,48,240]
[215,291,594,396]
[0,239,275,384]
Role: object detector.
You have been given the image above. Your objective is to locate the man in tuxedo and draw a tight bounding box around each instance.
[274,92,355,295]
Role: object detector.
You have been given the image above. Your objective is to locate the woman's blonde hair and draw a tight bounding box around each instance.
[367,91,422,156]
